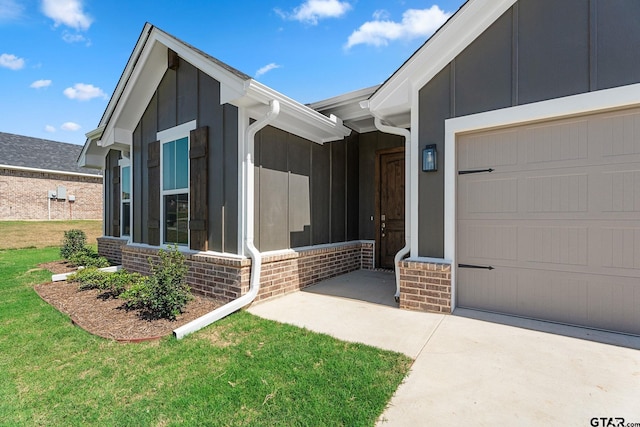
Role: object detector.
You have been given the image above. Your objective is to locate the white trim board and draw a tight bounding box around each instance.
[443,82,640,311]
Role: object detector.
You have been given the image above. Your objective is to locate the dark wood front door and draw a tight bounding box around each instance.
[376,147,405,269]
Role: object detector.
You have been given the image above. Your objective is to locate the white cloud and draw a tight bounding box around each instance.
[62,31,90,45]
[345,5,451,49]
[41,0,92,31]
[255,63,282,78]
[63,83,107,101]
[30,79,52,89]
[61,122,81,131]
[0,53,24,70]
[45,125,56,133]
[0,0,23,21]
[278,0,352,25]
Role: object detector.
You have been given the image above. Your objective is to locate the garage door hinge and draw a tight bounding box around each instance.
[458,264,495,270]
[458,168,494,175]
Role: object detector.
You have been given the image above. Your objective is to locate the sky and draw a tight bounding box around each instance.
[0,0,466,145]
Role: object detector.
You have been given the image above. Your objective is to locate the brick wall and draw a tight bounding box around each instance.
[256,241,374,302]
[114,241,374,304]
[399,260,452,314]
[97,236,128,265]
[0,168,102,220]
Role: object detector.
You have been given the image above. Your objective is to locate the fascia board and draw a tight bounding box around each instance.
[245,80,351,143]
[0,163,102,177]
[369,0,516,118]
[108,40,166,132]
[97,23,154,129]
[309,85,379,110]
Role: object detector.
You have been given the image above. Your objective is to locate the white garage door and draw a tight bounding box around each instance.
[457,107,640,335]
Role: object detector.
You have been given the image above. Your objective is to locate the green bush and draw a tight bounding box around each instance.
[120,246,192,320]
[68,267,109,291]
[60,229,87,259]
[68,268,144,297]
[68,247,110,268]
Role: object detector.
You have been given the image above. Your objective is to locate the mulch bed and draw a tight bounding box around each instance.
[34,261,223,342]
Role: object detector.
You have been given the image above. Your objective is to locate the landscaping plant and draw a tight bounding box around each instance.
[59,229,87,260]
[68,268,144,297]
[60,229,110,268]
[121,246,192,320]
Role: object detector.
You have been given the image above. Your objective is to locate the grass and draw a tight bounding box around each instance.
[0,247,412,426]
[0,220,102,249]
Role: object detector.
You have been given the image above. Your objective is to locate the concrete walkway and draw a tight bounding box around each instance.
[248,271,640,426]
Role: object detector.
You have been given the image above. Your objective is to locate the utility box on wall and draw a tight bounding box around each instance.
[56,185,66,200]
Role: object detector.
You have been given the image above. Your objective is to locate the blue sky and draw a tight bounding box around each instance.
[0,0,465,145]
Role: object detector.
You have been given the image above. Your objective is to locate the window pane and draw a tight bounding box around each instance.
[121,166,131,200]
[163,141,175,190]
[122,202,131,236]
[164,193,188,245]
[175,137,189,190]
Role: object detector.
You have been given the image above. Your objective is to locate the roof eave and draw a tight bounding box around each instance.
[368,0,517,120]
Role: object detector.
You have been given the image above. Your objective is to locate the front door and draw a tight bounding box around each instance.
[376,147,405,269]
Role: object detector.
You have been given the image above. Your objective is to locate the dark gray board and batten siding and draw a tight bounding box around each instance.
[121,60,238,252]
[253,126,360,252]
[417,0,640,258]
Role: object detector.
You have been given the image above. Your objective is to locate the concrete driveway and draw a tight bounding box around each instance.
[247,271,640,426]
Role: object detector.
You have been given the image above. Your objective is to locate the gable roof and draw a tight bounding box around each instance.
[80,23,351,168]
[366,0,517,125]
[0,132,101,176]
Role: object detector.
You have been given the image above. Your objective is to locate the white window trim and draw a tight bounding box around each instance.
[158,120,196,248]
[118,158,131,239]
[442,82,640,312]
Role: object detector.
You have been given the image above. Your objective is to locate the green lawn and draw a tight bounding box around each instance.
[0,220,102,249]
[0,247,411,426]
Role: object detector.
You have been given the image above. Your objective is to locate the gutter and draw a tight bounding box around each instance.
[373,117,411,302]
[173,100,281,339]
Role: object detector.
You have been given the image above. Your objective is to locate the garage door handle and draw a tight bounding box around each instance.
[458,168,494,175]
[459,264,494,270]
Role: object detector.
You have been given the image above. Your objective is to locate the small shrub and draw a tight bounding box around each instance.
[68,247,110,268]
[120,245,192,320]
[69,268,144,297]
[68,267,110,291]
[108,270,144,297]
[60,229,87,259]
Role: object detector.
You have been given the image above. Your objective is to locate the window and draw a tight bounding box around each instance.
[121,165,131,236]
[162,136,189,245]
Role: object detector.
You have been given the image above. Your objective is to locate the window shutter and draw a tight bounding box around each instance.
[189,126,208,251]
[112,165,120,237]
[148,140,161,245]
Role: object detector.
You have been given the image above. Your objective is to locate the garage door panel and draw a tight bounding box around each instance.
[593,110,640,158]
[600,227,640,270]
[458,268,640,335]
[458,129,519,170]
[457,268,519,313]
[457,107,640,335]
[601,169,640,213]
[458,222,518,261]
[523,119,588,165]
[520,225,588,266]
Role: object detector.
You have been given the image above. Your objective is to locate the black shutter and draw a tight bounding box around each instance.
[112,165,120,238]
[148,140,160,246]
[189,126,208,251]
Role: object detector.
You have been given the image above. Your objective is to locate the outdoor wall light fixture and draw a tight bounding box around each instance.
[422,144,437,172]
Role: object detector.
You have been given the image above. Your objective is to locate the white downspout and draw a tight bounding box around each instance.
[173,100,280,339]
[373,117,411,302]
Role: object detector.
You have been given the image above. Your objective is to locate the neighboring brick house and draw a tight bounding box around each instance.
[0,132,103,220]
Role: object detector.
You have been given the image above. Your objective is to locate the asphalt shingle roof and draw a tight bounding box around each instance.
[0,132,101,176]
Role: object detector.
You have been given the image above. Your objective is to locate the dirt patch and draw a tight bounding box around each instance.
[34,261,224,342]
[39,260,77,275]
